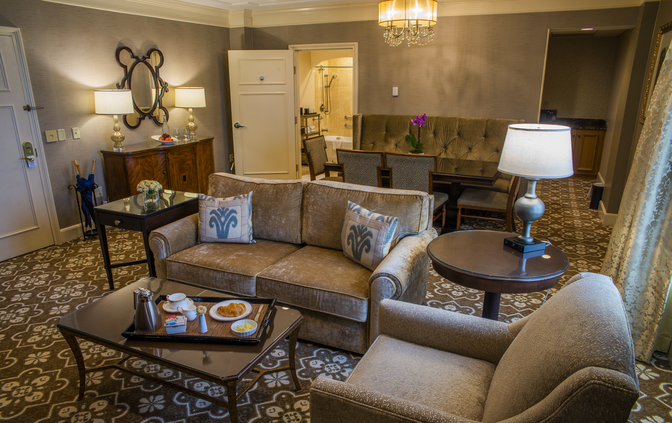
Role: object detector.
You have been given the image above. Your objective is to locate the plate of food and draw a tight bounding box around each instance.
[151,134,175,144]
[209,299,252,321]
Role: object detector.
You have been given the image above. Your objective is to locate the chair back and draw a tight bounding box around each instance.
[337,149,384,187]
[385,152,437,193]
[303,136,329,181]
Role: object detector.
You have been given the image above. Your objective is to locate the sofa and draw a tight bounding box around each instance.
[310,272,639,422]
[352,114,524,193]
[148,172,438,354]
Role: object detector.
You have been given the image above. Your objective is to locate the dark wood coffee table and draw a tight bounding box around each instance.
[57,278,303,423]
[427,230,569,320]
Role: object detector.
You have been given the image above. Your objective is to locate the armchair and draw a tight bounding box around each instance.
[310,272,639,422]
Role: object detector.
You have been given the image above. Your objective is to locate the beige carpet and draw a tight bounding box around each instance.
[0,178,667,422]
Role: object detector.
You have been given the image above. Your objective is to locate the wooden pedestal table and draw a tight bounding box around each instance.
[427,230,569,320]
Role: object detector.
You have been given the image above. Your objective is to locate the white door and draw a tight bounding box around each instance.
[0,28,55,260]
[228,50,298,179]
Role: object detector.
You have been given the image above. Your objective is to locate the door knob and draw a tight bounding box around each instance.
[234,122,245,128]
[259,76,265,81]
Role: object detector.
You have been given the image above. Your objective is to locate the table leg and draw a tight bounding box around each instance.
[96,222,114,290]
[482,292,501,320]
[448,182,461,209]
[142,229,156,278]
[59,328,86,399]
[288,325,301,391]
[227,380,238,423]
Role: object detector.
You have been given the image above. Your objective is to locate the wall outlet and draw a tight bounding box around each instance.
[94,186,103,198]
[57,129,66,141]
[72,127,81,139]
[45,130,58,143]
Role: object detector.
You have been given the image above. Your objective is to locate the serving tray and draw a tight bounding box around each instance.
[122,296,276,344]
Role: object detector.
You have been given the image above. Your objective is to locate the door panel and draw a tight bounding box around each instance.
[166,147,198,192]
[229,50,297,180]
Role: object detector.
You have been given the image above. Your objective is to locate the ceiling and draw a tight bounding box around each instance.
[178,0,380,11]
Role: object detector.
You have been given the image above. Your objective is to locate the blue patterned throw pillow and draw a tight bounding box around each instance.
[341,201,399,271]
[198,192,255,244]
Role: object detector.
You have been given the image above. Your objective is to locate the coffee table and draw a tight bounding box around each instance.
[427,230,569,320]
[57,278,303,423]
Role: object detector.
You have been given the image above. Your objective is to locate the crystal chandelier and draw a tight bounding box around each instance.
[378,0,438,47]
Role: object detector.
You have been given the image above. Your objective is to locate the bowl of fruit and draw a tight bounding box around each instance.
[151,133,175,144]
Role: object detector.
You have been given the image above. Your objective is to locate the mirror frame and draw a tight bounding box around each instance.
[640,21,672,124]
[115,46,169,129]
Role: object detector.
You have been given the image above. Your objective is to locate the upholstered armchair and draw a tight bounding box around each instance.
[310,272,639,422]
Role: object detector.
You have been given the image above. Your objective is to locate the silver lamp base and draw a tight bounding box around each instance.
[505,178,547,253]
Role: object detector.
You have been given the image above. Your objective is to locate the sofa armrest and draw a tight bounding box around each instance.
[148,214,198,279]
[379,299,527,365]
[367,228,438,345]
[310,376,477,423]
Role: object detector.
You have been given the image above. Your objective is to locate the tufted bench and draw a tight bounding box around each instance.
[352,114,524,193]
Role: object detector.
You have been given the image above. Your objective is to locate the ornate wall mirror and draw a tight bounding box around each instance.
[640,21,672,124]
[116,46,169,129]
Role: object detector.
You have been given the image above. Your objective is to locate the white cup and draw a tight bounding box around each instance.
[167,293,187,309]
[178,304,197,321]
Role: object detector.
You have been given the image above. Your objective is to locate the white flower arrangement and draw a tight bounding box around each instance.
[136,180,163,193]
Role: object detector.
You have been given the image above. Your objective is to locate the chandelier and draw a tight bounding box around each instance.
[378,0,438,47]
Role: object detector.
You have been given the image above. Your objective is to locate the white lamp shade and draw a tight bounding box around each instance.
[94,90,134,115]
[498,124,574,179]
[175,87,206,108]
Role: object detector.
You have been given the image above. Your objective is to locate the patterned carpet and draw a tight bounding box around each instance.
[0,178,669,422]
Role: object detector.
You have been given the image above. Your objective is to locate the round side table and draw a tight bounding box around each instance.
[427,230,569,320]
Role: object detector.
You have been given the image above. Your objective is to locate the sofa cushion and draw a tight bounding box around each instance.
[166,240,302,296]
[303,181,432,251]
[208,173,304,244]
[342,201,398,271]
[348,335,495,421]
[198,192,254,244]
[257,246,372,322]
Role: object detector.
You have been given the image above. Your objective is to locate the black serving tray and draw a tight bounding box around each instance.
[122,296,276,344]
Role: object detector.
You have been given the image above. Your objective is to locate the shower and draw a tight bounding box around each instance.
[320,73,338,115]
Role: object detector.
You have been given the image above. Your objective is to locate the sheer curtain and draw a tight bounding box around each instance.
[601,43,672,363]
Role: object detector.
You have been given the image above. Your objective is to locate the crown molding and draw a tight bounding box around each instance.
[42,0,646,28]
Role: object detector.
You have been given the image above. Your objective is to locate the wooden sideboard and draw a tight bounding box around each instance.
[101,137,214,202]
[571,129,605,178]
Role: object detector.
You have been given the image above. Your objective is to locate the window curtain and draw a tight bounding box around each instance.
[601,45,672,363]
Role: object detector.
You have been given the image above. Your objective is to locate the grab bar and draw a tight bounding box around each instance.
[345,115,353,119]
[345,124,353,128]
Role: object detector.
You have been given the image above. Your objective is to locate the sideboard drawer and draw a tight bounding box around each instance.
[95,213,142,231]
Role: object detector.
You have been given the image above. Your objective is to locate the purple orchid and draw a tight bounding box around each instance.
[406,113,427,154]
[411,113,427,127]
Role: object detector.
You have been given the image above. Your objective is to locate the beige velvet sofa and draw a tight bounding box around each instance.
[148,172,437,354]
[310,272,639,422]
[352,114,524,193]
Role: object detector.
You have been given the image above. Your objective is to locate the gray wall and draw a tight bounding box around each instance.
[0,0,231,230]
[542,36,618,119]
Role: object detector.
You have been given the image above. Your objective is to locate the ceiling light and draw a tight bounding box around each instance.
[378,0,438,47]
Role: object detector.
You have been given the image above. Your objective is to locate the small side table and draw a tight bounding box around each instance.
[427,230,569,320]
[94,191,198,290]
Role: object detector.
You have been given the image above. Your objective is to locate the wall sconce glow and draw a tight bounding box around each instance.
[94,89,134,152]
[581,28,594,31]
[175,87,206,140]
[379,0,438,47]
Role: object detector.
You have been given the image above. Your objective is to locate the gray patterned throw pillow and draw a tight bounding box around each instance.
[341,201,398,270]
[198,192,255,244]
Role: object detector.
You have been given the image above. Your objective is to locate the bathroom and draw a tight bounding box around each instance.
[298,49,354,168]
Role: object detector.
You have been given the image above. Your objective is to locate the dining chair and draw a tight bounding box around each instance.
[336,149,384,187]
[456,176,520,231]
[385,152,447,229]
[303,136,342,182]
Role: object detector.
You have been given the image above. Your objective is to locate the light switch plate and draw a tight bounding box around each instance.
[45,130,58,143]
[72,127,81,139]
[392,87,399,97]
[57,129,66,141]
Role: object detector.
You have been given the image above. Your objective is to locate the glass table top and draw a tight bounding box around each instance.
[94,190,198,217]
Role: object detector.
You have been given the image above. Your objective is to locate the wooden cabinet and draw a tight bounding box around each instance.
[101,137,214,201]
[571,129,604,178]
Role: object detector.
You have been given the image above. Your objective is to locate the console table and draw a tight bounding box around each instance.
[101,137,214,202]
[427,230,569,320]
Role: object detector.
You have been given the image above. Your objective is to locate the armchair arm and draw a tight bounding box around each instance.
[310,376,477,423]
[148,214,198,279]
[368,228,438,346]
[379,299,527,365]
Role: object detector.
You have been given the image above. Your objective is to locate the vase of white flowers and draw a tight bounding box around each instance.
[137,180,163,211]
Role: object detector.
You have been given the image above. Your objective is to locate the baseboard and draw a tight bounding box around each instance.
[598,201,618,226]
[596,172,605,185]
[58,224,84,244]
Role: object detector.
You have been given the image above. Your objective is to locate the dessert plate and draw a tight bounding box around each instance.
[209,299,252,321]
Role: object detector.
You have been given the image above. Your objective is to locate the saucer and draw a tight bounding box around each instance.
[162,298,194,313]
[209,300,252,321]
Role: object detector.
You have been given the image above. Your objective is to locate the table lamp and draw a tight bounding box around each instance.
[498,123,573,253]
[175,87,206,140]
[94,89,134,152]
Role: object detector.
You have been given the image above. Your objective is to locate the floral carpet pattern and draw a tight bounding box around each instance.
[0,178,669,422]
